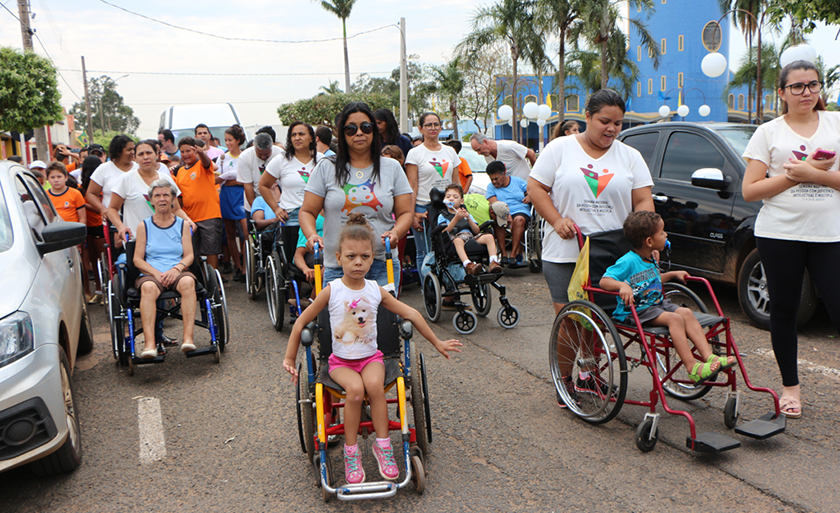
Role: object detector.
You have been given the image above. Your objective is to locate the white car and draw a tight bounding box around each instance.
[457,147,491,195]
[0,161,92,475]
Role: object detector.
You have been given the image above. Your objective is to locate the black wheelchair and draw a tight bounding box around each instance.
[107,234,229,376]
[421,189,519,335]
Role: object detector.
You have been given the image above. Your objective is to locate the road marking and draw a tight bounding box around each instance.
[137,397,166,464]
[754,348,840,380]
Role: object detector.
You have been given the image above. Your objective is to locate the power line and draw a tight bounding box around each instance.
[99,0,395,44]
[58,69,393,77]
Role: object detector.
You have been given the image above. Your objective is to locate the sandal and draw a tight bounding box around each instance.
[707,354,736,370]
[779,396,802,418]
[688,360,721,384]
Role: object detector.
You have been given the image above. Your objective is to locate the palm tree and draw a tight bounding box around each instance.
[315,0,356,93]
[718,0,767,123]
[457,0,541,143]
[537,0,584,124]
[429,58,465,140]
[725,43,780,115]
[319,80,343,95]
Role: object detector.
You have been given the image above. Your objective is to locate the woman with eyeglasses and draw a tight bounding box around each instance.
[299,102,414,291]
[404,112,461,275]
[742,59,840,419]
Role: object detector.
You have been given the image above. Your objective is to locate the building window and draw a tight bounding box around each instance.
[738,94,744,111]
[678,35,684,51]
[765,94,772,110]
[565,94,580,112]
[546,94,559,109]
[702,21,723,52]
[637,4,642,12]
[523,94,537,104]
[637,45,642,61]
[648,46,655,58]
[661,38,667,54]
[678,72,684,88]
[648,79,653,94]
[728,94,735,109]
[661,76,667,92]
[637,82,642,97]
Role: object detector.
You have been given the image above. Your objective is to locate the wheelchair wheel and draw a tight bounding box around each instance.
[410,345,430,456]
[245,236,257,299]
[208,269,230,353]
[653,282,715,401]
[297,363,315,460]
[266,252,285,332]
[635,418,658,452]
[108,280,119,361]
[497,305,520,329]
[419,353,432,445]
[411,454,426,494]
[723,395,739,429]
[471,282,492,317]
[422,273,442,323]
[453,310,478,335]
[550,301,627,424]
[527,213,542,273]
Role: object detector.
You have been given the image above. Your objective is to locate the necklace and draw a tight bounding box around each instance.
[356,169,364,179]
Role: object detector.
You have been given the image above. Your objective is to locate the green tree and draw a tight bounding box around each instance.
[724,43,780,114]
[537,0,584,124]
[459,43,512,135]
[319,80,344,95]
[718,0,770,122]
[428,58,465,140]
[0,47,63,135]
[277,91,391,130]
[70,76,139,138]
[765,0,840,28]
[315,0,356,93]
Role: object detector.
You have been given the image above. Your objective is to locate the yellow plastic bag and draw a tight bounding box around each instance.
[567,236,590,302]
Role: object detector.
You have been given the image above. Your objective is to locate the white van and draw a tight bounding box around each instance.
[159,103,251,145]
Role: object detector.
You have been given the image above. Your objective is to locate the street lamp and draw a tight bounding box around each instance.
[658,87,711,120]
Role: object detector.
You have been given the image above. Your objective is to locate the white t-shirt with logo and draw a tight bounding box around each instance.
[264,150,324,211]
[743,111,840,242]
[530,135,653,263]
[405,144,461,204]
[90,160,139,211]
[235,145,284,211]
[495,139,532,180]
[110,169,181,235]
[328,278,382,360]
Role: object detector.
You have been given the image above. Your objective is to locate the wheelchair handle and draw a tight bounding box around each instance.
[300,322,316,347]
[384,236,391,254]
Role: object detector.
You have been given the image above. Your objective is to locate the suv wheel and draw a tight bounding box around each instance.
[737,248,818,330]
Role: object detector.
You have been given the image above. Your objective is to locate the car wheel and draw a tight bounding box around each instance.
[29,348,82,476]
[737,248,817,330]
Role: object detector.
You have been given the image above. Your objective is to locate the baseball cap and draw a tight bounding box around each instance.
[491,201,510,227]
[88,144,105,156]
[28,160,47,170]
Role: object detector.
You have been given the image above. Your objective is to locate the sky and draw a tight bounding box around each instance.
[1,0,839,140]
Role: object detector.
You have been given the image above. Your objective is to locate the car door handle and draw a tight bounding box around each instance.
[652,194,669,203]
[67,258,74,270]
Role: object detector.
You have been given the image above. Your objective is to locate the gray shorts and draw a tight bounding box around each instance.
[638,299,680,324]
[542,261,576,304]
[195,218,223,256]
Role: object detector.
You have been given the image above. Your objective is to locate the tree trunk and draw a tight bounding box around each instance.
[600,38,608,90]
[600,5,610,90]
[557,38,566,125]
[512,57,519,143]
[342,19,351,93]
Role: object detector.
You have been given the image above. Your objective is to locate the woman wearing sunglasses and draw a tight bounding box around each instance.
[300,102,414,291]
[404,112,461,275]
[742,59,840,419]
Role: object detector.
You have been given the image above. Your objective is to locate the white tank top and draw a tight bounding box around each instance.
[328,279,381,360]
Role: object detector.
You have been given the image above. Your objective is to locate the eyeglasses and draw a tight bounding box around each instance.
[785,80,822,95]
[422,122,442,130]
[343,122,374,136]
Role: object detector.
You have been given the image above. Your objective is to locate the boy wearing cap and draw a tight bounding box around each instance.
[486,160,531,268]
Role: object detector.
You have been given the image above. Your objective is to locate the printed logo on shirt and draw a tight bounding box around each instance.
[63,201,70,208]
[792,144,809,161]
[144,194,154,212]
[190,172,197,180]
[429,158,449,178]
[341,179,383,214]
[298,166,310,183]
[580,164,614,199]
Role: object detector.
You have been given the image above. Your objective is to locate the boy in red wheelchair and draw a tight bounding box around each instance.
[600,211,734,384]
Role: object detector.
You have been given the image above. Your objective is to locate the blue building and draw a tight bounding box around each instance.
[494,1,772,145]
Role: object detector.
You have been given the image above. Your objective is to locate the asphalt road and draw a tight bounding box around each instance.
[2,266,838,512]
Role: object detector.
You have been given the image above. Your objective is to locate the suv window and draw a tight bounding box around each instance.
[621,132,659,170]
[15,173,54,241]
[0,182,13,253]
[661,132,725,182]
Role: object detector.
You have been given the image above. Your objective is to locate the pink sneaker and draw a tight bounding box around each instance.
[372,441,399,480]
[344,445,365,484]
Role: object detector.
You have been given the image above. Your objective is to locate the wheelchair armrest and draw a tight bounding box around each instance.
[399,319,413,340]
[301,321,317,347]
[478,220,495,234]
[199,255,207,262]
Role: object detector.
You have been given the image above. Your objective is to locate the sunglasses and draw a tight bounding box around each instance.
[343,122,374,136]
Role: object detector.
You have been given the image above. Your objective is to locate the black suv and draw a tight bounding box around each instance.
[618,122,817,329]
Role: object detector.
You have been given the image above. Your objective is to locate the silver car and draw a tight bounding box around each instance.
[0,161,92,475]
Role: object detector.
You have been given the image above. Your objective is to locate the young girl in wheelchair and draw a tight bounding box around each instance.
[599,211,735,384]
[283,213,461,485]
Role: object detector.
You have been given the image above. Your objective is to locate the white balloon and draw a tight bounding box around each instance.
[537,119,546,127]
[538,104,552,120]
[698,104,711,117]
[523,101,540,119]
[507,118,514,127]
[659,105,671,118]
[780,44,817,68]
[498,105,513,121]
[677,104,690,117]
[701,52,727,78]
[520,118,529,128]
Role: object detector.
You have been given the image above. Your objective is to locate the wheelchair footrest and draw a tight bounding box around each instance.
[184,346,218,358]
[688,432,741,453]
[735,412,786,439]
[131,355,165,365]
[335,481,398,501]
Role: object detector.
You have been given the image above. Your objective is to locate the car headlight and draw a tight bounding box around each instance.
[0,312,34,368]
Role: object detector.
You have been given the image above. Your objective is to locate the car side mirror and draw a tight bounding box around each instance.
[691,168,731,190]
[37,222,86,255]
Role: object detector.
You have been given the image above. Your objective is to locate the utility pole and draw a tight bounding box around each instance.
[399,17,408,133]
[81,56,94,145]
[17,0,49,161]
[99,97,106,136]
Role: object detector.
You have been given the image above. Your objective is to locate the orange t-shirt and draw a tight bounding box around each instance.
[66,161,77,172]
[48,187,86,223]
[83,186,102,227]
[175,160,221,222]
[458,159,473,191]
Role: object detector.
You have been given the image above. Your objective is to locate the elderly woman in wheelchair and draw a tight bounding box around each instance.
[132,180,197,358]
